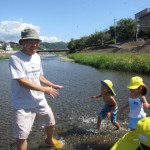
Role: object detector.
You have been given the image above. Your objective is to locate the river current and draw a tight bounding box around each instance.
[0,55,150,150]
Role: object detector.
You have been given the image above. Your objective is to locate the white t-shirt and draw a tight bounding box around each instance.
[9,51,47,109]
[128,96,146,118]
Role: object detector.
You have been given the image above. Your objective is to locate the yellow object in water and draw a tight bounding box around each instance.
[45,138,64,149]
[110,131,140,150]
[52,138,64,149]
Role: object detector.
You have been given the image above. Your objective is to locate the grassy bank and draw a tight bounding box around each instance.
[68,52,150,75]
[0,54,11,60]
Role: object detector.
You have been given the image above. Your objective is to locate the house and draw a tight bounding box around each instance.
[5,43,13,51]
[0,41,4,49]
[135,8,150,31]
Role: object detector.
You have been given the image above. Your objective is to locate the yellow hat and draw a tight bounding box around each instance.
[101,80,116,95]
[127,76,144,89]
[136,117,150,147]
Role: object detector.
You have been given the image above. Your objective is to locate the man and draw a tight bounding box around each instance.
[9,28,64,150]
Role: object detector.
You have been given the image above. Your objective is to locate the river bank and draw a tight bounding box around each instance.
[1,41,150,75]
[68,52,150,75]
[67,41,150,75]
[0,49,14,60]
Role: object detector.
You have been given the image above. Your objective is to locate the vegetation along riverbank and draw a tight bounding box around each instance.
[0,52,11,60]
[68,41,150,75]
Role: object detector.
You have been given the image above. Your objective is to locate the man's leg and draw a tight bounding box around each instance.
[17,139,27,150]
[13,109,35,150]
[45,125,55,145]
[41,104,56,145]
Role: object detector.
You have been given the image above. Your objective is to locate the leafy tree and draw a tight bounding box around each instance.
[67,39,78,53]
[117,18,137,42]
[67,18,140,52]
[109,26,116,39]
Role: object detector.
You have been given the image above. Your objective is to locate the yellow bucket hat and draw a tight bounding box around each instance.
[135,117,150,147]
[127,76,144,89]
[101,80,116,95]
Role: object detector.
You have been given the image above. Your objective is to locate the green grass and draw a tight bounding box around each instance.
[68,52,150,75]
[0,54,10,60]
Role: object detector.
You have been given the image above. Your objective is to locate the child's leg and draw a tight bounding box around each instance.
[97,105,107,130]
[110,107,120,130]
[112,121,120,130]
[97,116,102,130]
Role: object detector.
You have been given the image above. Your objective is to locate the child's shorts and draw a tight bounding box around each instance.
[128,117,143,129]
[98,104,118,122]
[12,103,55,139]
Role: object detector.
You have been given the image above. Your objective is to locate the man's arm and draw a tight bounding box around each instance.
[18,77,59,98]
[39,75,64,89]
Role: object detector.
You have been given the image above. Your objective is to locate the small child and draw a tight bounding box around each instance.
[111,117,150,150]
[119,76,149,130]
[91,80,120,131]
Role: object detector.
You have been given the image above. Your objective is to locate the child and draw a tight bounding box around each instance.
[111,117,150,150]
[119,76,149,130]
[91,80,120,131]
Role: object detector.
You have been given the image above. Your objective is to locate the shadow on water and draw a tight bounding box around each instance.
[57,126,115,150]
[74,141,113,150]
[28,126,116,150]
[8,120,128,150]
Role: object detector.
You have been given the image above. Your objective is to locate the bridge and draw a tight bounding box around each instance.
[37,49,70,53]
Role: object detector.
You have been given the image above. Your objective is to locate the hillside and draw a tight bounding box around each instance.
[40,42,68,50]
[115,41,150,53]
[82,41,150,53]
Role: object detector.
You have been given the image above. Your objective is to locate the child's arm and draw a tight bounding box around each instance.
[91,93,102,99]
[143,103,150,109]
[141,96,150,109]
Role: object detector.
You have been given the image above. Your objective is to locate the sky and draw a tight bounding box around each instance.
[0,0,149,43]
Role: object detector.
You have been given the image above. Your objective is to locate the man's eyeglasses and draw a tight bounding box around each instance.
[25,39,41,44]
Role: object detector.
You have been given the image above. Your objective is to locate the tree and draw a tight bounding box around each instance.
[67,39,76,53]
[109,26,116,39]
[117,18,137,42]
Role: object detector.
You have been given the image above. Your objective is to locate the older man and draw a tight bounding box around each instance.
[9,28,64,150]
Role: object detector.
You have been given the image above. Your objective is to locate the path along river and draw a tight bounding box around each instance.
[0,55,150,150]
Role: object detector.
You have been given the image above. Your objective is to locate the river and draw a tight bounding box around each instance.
[0,55,150,150]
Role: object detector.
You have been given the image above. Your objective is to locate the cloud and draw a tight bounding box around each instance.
[0,20,60,43]
[40,36,61,43]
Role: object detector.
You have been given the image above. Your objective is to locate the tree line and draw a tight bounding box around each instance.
[67,18,150,53]
[5,42,68,51]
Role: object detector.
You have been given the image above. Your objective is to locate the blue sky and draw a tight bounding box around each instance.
[0,0,149,43]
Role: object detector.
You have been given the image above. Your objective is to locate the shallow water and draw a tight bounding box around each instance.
[0,55,150,150]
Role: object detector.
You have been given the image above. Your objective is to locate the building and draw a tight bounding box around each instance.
[0,41,4,49]
[135,8,150,31]
[5,43,13,51]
